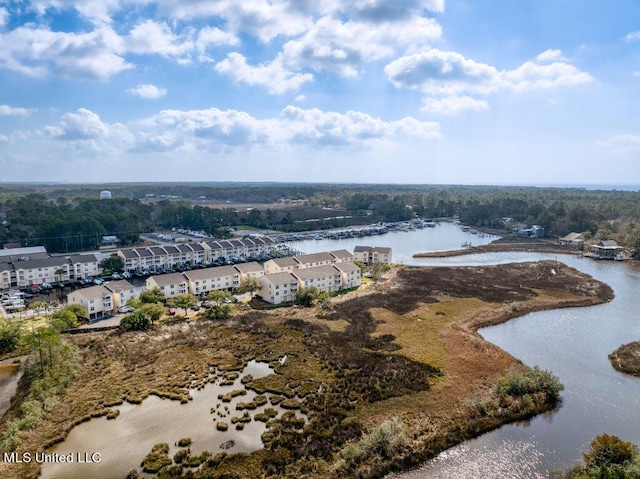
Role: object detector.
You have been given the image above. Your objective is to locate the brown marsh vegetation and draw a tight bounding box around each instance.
[609,341,640,377]
[0,261,612,479]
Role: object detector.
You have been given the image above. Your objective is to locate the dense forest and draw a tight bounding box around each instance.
[1,183,639,255]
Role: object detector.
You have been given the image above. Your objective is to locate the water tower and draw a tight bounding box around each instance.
[100,190,112,200]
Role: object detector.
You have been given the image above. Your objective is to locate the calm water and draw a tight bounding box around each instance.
[295,226,640,477]
[0,357,23,418]
[2,224,637,478]
[41,360,305,479]
[389,252,640,478]
[289,222,498,261]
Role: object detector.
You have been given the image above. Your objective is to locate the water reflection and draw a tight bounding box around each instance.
[391,252,640,478]
[0,357,23,418]
[41,360,305,479]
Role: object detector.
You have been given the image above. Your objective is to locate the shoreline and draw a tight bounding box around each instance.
[414,234,584,258]
[0,262,614,479]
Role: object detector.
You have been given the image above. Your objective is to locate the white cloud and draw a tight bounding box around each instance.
[126,20,193,58]
[0,7,9,28]
[625,31,640,42]
[196,26,239,62]
[28,0,120,25]
[504,61,593,92]
[336,0,445,22]
[139,107,272,150]
[386,48,593,100]
[421,95,489,115]
[536,49,567,63]
[0,134,8,143]
[282,15,441,78]
[44,108,109,140]
[130,105,439,152]
[152,0,312,42]
[295,94,306,102]
[133,131,183,152]
[280,106,440,146]
[385,49,503,96]
[215,52,313,94]
[0,25,130,78]
[0,105,35,116]
[127,84,168,99]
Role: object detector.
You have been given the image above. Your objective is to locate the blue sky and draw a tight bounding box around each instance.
[1,0,639,185]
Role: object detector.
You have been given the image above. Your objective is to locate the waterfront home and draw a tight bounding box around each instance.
[559,232,585,247]
[258,272,299,305]
[67,285,114,320]
[590,240,623,260]
[353,246,392,264]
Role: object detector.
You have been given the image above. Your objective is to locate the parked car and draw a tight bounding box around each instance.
[190,305,200,311]
[118,306,134,314]
[167,308,176,315]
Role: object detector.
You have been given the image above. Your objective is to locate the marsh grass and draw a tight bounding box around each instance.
[0,262,611,479]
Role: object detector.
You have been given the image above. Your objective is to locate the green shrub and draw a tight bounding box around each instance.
[584,434,636,468]
[340,417,408,467]
[553,435,640,478]
[498,367,563,403]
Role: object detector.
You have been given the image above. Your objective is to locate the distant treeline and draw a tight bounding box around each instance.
[1,184,639,255]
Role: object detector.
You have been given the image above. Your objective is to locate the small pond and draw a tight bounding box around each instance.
[0,357,23,418]
[41,359,305,479]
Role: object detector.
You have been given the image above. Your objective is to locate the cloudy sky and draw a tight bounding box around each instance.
[1,0,639,185]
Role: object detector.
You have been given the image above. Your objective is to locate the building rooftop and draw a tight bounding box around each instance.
[295,252,336,265]
[148,272,188,287]
[268,257,299,267]
[330,249,354,260]
[233,261,263,274]
[0,246,48,258]
[13,256,70,270]
[104,280,135,293]
[262,272,298,285]
[184,265,238,281]
[73,285,112,300]
[293,264,341,280]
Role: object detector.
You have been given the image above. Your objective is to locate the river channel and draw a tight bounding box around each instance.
[292,225,640,477]
[3,223,639,477]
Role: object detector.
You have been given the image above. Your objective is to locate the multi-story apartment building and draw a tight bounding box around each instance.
[67,285,114,320]
[104,280,143,310]
[184,265,240,296]
[258,272,300,305]
[353,246,392,264]
[146,272,189,298]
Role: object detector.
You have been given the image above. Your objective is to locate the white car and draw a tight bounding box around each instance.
[118,306,134,314]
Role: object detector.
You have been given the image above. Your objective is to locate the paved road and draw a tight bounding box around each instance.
[77,315,122,329]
